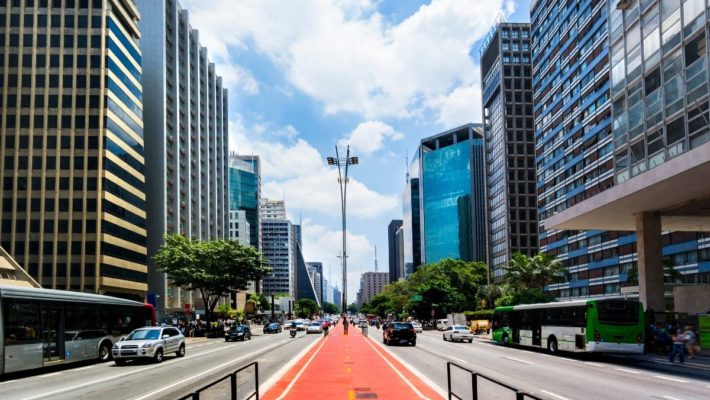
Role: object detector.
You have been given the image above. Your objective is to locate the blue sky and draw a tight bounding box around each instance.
[182,0,533,303]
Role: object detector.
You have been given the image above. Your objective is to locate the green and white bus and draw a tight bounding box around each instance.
[492,298,644,354]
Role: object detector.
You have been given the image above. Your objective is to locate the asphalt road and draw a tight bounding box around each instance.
[0,329,320,400]
[373,328,710,400]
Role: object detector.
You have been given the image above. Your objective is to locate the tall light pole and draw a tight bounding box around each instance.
[327,146,358,316]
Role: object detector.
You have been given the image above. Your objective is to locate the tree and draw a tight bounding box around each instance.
[347,303,359,314]
[153,234,271,326]
[322,302,341,315]
[295,299,320,318]
[503,252,565,290]
[249,293,271,311]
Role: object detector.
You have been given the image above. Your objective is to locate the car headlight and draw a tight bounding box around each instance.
[141,342,154,349]
[112,344,118,349]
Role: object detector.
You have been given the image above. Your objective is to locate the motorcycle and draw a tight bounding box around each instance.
[290,328,297,338]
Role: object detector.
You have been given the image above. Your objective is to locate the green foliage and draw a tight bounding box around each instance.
[464,309,494,320]
[295,299,320,318]
[346,303,359,313]
[495,286,553,307]
[322,302,341,315]
[153,234,271,324]
[249,293,271,311]
[215,304,232,318]
[503,252,565,290]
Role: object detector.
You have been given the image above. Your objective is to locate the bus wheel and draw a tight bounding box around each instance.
[502,334,509,345]
[547,336,558,353]
[99,341,112,361]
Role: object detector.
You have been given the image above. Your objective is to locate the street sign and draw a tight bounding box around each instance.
[411,294,423,302]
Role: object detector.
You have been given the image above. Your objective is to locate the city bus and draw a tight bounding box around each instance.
[492,297,644,354]
[1,285,156,374]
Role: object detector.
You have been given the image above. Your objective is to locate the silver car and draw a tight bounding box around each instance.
[112,327,185,365]
[443,325,474,343]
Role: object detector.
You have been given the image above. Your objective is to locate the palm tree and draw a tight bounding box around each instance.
[503,252,565,290]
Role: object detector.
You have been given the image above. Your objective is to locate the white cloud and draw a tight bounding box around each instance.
[230,116,399,218]
[300,219,375,303]
[183,0,506,122]
[338,121,403,155]
[428,83,482,128]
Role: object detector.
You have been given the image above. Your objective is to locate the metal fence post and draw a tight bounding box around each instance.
[255,362,260,400]
[231,373,237,400]
[472,373,478,400]
[447,362,453,400]
[515,391,525,400]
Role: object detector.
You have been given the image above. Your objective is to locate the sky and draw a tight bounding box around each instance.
[181,0,533,303]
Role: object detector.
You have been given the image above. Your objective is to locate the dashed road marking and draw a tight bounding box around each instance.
[540,390,571,400]
[503,356,533,365]
[654,376,689,383]
[41,372,62,378]
[71,365,96,372]
[662,396,683,400]
[0,380,18,385]
[614,368,640,374]
[584,362,603,367]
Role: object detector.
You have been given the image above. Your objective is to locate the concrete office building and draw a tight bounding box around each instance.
[138,0,229,316]
[544,0,710,313]
[306,261,324,304]
[332,286,342,308]
[229,153,260,250]
[1,0,148,299]
[261,219,294,296]
[395,225,405,280]
[387,219,403,283]
[480,22,538,282]
[260,198,286,220]
[360,271,389,304]
[403,124,487,267]
[228,209,250,246]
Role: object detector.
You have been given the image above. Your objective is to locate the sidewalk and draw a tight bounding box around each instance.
[262,323,442,400]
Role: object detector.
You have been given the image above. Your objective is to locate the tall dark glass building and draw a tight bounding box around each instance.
[229,153,261,250]
[480,22,538,282]
[402,155,421,275]
[387,219,402,283]
[1,0,147,299]
[403,124,487,267]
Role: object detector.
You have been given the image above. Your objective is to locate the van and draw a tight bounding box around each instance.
[436,319,448,331]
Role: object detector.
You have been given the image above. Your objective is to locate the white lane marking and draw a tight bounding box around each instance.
[363,335,431,400]
[654,376,689,383]
[614,368,641,374]
[259,336,322,395]
[273,338,329,400]
[503,356,533,365]
[134,339,294,400]
[662,396,683,400]
[584,362,603,367]
[41,372,62,378]
[21,339,286,400]
[0,380,18,384]
[540,390,571,400]
[378,341,453,399]
[70,365,96,372]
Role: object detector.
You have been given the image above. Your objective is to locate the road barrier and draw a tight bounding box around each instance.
[177,361,259,400]
[446,361,543,400]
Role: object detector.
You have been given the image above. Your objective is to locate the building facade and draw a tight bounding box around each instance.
[402,156,422,275]
[138,0,229,316]
[480,22,538,282]
[228,209,250,246]
[306,261,323,304]
[360,271,389,304]
[419,124,487,264]
[387,219,403,283]
[260,198,286,220]
[261,219,294,296]
[1,0,147,299]
[229,153,260,250]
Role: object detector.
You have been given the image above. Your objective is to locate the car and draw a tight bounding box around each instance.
[294,321,306,331]
[263,322,282,334]
[112,327,185,365]
[383,322,416,346]
[411,322,423,333]
[226,325,252,341]
[443,325,474,343]
[306,321,323,334]
[359,320,368,328]
[436,319,448,331]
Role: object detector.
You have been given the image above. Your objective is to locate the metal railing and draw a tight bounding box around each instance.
[446,362,544,400]
[177,362,259,400]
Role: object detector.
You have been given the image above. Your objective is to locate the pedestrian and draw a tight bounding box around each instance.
[668,328,686,363]
[684,325,699,359]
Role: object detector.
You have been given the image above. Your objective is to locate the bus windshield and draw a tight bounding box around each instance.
[596,300,640,325]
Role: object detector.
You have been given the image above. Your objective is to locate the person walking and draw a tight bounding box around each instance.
[684,325,698,359]
[668,328,686,363]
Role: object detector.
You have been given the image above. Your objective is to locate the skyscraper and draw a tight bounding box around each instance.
[228,209,250,246]
[306,261,324,304]
[261,219,294,296]
[407,124,487,265]
[1,0,147,299]
[229,153,260,250]
[402,156,422,275]
[260,198,286,220]
[387,219,403,283]
[480,22,538,282]
[360,271,389,304]
[138,0,229,316]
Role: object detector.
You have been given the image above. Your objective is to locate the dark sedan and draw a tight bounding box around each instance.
[225,325,252,341]
[383,322,416,346]
[263,322,282,334]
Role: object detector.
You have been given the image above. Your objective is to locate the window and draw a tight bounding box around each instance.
[3,301,41,345]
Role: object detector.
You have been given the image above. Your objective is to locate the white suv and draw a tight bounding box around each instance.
[112,327,186,365]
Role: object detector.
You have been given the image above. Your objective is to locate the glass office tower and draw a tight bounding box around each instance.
[1,0,147,299]
[480,22,538,282]
[229,153,261,250]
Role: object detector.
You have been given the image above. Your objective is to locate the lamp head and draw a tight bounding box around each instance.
[349,157,359,165]
[327,157,336,165]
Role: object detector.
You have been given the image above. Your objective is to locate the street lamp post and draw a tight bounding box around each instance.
[327,146,358,318]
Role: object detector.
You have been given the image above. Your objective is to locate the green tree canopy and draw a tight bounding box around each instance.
[295,298,320,318]
[503,252,565,290]
[346,303,359,314]
[322,302,341,315]
[153,234,271,325]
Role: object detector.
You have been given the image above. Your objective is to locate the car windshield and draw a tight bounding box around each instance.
[268,323,279,327]
[232,326,246,332]
[393,323,412,330]
[126,329,161,340]
[453,326,468,331]
[309,322,321,326]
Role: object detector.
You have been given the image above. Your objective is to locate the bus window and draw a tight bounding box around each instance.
[597,300,640,325]
[3,300,41,345]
